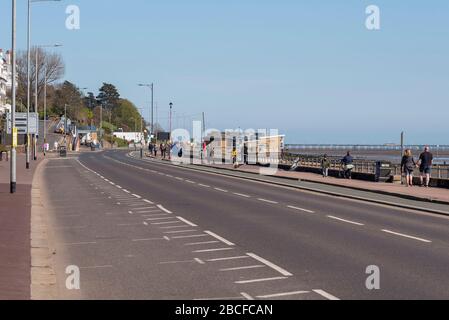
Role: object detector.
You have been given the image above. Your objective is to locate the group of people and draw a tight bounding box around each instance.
[321,152,354,179]
[401,147,434,188]
[149,143,171,159]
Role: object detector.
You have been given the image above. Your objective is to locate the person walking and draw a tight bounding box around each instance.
[418,146,434,187]
[401,149,416,187]
[321,154,331,178]
[154,144,158,158]
[342,151,354,179]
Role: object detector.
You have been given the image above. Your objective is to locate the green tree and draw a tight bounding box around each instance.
[114,99,144,132]
[97,83,120,111]
[52,81,84,118]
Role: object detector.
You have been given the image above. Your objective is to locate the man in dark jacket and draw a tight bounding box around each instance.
[418,146,434,187]
[342,152,354,179]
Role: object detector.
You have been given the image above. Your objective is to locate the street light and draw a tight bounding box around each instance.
[138,83,154,139]
[36,43,62,157]
[26,0,61,169]
[169,102,173,160]
[10,0,17,193]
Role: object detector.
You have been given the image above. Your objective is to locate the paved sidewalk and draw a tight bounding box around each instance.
[199,162,449,205]
[0,154,46,300]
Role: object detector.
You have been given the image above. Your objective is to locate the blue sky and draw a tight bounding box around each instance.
[1,0,448,144]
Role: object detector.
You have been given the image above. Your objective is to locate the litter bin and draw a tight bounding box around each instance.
[375,161,392,182]
[59,146,67,158]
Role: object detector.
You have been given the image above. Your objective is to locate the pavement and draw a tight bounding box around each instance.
[183,160,449,206]
[34,150,449,300]
[0,153,46,300]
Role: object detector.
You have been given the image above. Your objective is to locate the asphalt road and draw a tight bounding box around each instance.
[43,150,449,300]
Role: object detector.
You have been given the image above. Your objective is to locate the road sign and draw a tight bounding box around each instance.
[6,112,39,135]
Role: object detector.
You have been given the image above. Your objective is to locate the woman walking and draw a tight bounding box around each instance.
[401,149,416,187]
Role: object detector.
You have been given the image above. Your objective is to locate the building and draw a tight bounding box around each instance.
[0,49,13,115]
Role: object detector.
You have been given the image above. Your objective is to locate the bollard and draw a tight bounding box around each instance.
[140,148,143,159]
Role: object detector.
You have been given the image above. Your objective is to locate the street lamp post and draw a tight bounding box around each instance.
[10,0,17,193]
[138,83,154,140]
[36,44,62,157]
[26,0,61,169]
[169,102,173,160]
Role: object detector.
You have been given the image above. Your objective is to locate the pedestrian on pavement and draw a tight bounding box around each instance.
[154,144,158,157]
[149,143,154,156]
[321,154,331,178]
[401,149,416,187]
[342,151,354,179]
[418,146,434,187]
[210,147,215,164]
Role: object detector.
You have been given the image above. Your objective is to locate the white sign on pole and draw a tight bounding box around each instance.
[6,112,39,135]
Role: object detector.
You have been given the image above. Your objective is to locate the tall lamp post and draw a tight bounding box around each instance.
[138,83,154,140]
[36,43,62,157]
[26,0,61,169]
[10,0,17,193]
[169,102,173,160]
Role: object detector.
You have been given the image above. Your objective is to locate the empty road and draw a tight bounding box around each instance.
[42,150,449,300]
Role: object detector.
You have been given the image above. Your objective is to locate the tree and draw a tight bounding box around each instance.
[83,92,97,110]
[16,47,65,111]
[52,81,84,118]
[97,83,120,111]
[114,99,144,132]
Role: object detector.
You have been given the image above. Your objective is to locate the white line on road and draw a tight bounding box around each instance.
[220,265,265,272]
[241,292,255,301]
[214,188,228,193]
[146,217,176,221]
[132,238,166,242]
[177,216,198,227]
[184,241,220,246]
[207,256,250,262]
[233,193,251,198]
[381,229,432,243]
[246,253,293,277]
[194,258,206,265]
[199,184,211,188]
[258,198,279,204]
[205,231,235,246]
[313,289,340,301]
[157,205,173,214]
[143,199,154,204]
[256,291,310,299]
[171,234,209,239]
[132,194,142,199]
[123,190,131,193]
[164,230,198,234]
[287,206,315,214]
[160,225,193,229]
[327,215,365,226]
[193,248,234,253]
[235,277,288,284]
[186,180,196,184]
[151,221,182,225]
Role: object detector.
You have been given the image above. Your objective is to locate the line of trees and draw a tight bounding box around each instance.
[14,48,157,133]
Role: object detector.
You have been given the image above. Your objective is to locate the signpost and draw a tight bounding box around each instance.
[7,112,39,135]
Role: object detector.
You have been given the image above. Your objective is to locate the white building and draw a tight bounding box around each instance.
[0,49,13,115]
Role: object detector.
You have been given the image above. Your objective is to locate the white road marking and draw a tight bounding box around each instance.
[207,256,250,262]
[381,229,432,243]
[233,193,251,198]
[313,289,340,301]
[118,223,144,227]
[159,260,197,265]
[132,194,142,199]
[186,180,196,184]
[142,214,169,218]
[205,231,235,246]
[241,292,255,301]
[160,225,193,229]
[143,222,148,226]
[123,190,131,193]
[151,221,182,225]
[143,199,154,204]
[214,188,228,193]
[164,230,198,234]
[327,215,365,226]
[80,265,113,270]
[246,253,293,277]
[132,207,157,210]
[171,234,209,239]
[256,291,310,299]
[137,210,162,214]
[193,248,234,253]
[185,241,220,246]
[146,217,176,221]
[195,258,206,264]
[116,186,122,189]
[199,184,211,188]
[157,205,173,214]
[235,277,288,284]
[220,265,265,272]
[132,238,165,242]
[177,216,198,227]
[175,177,184,181]
[258,198,279,204]
[287,205,315,214]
